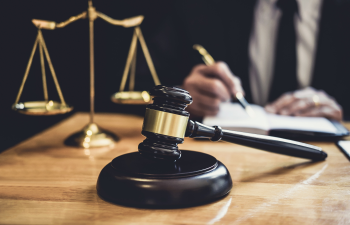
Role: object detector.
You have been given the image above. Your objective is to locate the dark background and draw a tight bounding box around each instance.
[0,1,174,152]
[1,1,349,152]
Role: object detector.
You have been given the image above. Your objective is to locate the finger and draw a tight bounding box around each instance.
[199,62,245,95]
[295,97,343,121]
[280,98,314,116]
[295,106,343,121]
[189,90,221,111]
[293,87,316,98]
[187,103,220,117]
[184,72,230,101]
[270,88,323,115]
[265,92,296,114]
[188,106,219,117]
[187,95,220,117]
[185,82,222,117]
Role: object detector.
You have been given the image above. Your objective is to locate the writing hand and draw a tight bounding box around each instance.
[265,87,342,121]
[182,62,244,117]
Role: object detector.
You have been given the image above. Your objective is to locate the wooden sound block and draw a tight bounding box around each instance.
[96,150,232,208]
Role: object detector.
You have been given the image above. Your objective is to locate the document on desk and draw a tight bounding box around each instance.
[203,103,348,138]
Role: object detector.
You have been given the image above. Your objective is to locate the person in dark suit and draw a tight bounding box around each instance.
[144,0,350,121]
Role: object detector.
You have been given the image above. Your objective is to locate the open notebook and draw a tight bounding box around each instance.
[203,103,349,139]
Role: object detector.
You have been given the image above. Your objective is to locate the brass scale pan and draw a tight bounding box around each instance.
[12,101,73,116]
[13,13,155,115]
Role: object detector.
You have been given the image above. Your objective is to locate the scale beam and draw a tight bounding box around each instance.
[97,13,144,27]
[14,0,158,145]
[31,11,143,30]
[32,12,87,30]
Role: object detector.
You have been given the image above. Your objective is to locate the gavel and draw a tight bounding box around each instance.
[139,85,327,162]
[97,85,327,208]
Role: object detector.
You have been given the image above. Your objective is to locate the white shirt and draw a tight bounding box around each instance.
[248,0,323,105]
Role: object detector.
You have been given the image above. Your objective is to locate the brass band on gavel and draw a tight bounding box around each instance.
[142,108,189,139]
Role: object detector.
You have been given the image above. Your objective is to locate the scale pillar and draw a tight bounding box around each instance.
[65,0,119,148]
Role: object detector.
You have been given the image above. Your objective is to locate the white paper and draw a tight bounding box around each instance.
[338,140,350,155]
[203,103,269,134]
[203,102,337,135]
[267,113,337,133]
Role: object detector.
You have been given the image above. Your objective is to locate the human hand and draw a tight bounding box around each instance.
[182,62,244,117]
[265,87,343,121]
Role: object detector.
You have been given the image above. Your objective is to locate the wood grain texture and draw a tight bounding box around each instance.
[0,113,350,225]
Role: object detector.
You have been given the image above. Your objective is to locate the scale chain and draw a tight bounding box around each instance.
[39,29,49,101]
[135,27,160,86]
[38,30,67,106]
[119,29,138,92]
[129,39,137,92]
[14,35,39,104]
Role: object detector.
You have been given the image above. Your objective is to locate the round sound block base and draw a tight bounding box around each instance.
[96,150,232,208]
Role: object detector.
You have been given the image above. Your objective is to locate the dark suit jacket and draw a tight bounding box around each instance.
[139,0,350,118]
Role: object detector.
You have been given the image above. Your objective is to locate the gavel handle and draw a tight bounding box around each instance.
[185,120,327,161]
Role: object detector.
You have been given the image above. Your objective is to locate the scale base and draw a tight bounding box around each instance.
[96,150,232,208]
[65,123,119,148]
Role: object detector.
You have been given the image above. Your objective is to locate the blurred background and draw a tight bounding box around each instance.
[0,0,174,152]
[1,0,350,152]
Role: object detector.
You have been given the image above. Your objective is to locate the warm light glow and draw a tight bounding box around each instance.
[235,92,243,100]
[141,91,150,102]
[86,130,92,136]
[17,103,25,109]
[313,95,320,106]
[83,143,90,149]
[84,137,91,142]
[84,149,91,155]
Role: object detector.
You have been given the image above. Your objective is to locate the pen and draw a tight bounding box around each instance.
[193,44,255,117]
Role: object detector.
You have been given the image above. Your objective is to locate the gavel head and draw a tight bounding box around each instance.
[138,85,192,162]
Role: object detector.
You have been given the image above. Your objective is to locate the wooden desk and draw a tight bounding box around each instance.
[1,113,350,224]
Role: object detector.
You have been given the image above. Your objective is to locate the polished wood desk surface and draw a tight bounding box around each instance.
[1,113,350,224]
